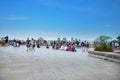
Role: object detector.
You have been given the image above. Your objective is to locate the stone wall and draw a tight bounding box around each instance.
[88,51,120,64]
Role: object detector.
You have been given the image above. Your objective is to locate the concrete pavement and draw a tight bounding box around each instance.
[0,46,120,80]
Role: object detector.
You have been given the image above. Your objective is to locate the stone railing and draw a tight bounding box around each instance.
[88,51,120,64]
[114,50,120,54]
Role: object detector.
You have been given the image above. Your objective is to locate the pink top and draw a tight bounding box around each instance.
[67,45,72,51]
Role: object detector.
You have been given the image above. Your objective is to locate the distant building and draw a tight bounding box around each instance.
[57,37,61,42]
[75,38,78,41]
[71,37,74,42]
[63,38,66,41]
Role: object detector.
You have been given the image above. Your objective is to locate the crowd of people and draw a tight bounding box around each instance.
[0,36,90,52]
[25,37,90,52]
[1,36,24,47]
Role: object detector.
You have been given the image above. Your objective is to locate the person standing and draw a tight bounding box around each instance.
[13,39,17,47]
[86,42,89,51]
[5,35,9,43]
[36,40,40,48]
[52,40,56,49]
[31,38,35,51]
[26,38,31,51]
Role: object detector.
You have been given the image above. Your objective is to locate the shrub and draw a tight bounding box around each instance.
[95,43,113,52]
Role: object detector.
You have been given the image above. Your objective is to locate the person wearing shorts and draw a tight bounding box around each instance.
[26,38,31,51]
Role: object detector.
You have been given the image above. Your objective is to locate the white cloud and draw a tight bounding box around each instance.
[5,15,28,20]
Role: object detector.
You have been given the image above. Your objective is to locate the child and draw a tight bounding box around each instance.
[71,46,77,52]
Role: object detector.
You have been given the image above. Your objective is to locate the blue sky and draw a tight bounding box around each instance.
[0,0,120,41]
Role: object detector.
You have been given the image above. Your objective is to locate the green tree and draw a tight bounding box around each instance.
[117,35,120,45]
[117,35,120,42]
[96,35,111,45]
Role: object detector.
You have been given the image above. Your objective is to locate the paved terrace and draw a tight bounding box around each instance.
[0,46,120,80]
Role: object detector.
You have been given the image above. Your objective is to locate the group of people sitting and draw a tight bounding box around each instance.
[46,41,77,52]
[59,45,77,52]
